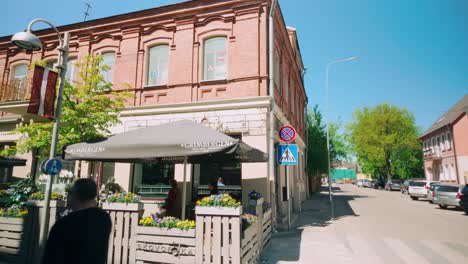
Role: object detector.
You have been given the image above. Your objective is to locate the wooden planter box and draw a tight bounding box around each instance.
[195,206,242,216]
[241,222,259,263]
[135,226,196,264]
[26,200,66,208]
[0,216,36,264]
[102,202,143,211]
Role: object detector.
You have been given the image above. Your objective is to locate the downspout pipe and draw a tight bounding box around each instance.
[268,0,278,226]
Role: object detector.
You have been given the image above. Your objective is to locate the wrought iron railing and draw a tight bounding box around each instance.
[0,80,30,103]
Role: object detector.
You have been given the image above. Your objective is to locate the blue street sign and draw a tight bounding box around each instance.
[43,159,62,176]
[277,144,298,165]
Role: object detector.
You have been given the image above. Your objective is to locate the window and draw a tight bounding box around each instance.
[66,58,77,82]
[274,54,280,88]
[142,163,175,185]
[11,64,28,92]
[441,135,446,151]
[147,45,169,86]
[440,165,444,180]
[447,133,452,149]
[46,60,58,70]
[203,37,227,81]
[101,52,115,83]
[450,164,455,180]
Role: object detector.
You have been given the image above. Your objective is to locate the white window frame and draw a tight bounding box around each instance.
[146,44,170,86]
[100,51,116,83]
[447,132,452,150]
[10,63,28,94]
[66,58,78,83]
[203,36,228,81]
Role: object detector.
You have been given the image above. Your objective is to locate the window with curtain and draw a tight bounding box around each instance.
[203,37,227,81]
[66,58,77,82]
[11,64,28,88]
[147,45,169,86]
[101,52,115,83]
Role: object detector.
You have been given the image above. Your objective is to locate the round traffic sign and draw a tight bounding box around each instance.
[279,125,296,143]
[41,159,63,176]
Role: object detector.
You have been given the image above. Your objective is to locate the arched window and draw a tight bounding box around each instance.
[203,37,227,81]
[100,52,115,83]
[11,64,28,95]
[147,45,169,86]
[66,58,77,83]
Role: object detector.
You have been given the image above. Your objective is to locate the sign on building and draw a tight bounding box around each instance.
[277,144,298,165]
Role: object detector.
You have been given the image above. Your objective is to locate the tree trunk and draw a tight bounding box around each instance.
[386,157,392,181]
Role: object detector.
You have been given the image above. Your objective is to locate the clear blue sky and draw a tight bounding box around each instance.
[3,0,467,132]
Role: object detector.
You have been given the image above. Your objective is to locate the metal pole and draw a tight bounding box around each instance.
[325,56,358,220]
[39,32,69,251]
[325,64,334,220]
[286,165,291,230]
[181,156,188,220]
[268,0,278,225]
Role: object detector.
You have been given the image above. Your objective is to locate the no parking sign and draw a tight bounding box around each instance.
[279,125,296,143]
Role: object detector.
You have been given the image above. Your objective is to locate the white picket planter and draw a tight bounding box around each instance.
[195,206,242,216]
[26,199,66,208]
[102,202,143,211]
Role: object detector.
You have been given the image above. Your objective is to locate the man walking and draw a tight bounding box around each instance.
[42,179,112,264]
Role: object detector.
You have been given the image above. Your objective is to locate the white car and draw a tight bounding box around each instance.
[357,180,364,187]
[408,180,427,200]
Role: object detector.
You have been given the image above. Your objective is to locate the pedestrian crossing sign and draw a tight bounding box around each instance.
[277,144,298,165]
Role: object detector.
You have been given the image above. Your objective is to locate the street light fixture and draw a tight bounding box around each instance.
[11,18,69,255]
[326,56,358,220]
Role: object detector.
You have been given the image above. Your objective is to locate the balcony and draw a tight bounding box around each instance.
[423,149,442,160]
[0,81,32,116]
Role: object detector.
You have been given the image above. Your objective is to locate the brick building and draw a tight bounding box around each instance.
[0,0,308,227]
[420,95,468,185]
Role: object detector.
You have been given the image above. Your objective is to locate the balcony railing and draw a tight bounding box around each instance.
[423,149,442,160]
[0,80,30,103]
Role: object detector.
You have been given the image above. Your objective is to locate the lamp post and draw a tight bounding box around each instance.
[11,19,69,252]
[326,56,357,220]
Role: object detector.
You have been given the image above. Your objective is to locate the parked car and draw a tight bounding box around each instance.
[357,180,364,187]
[408,180,427,200]
[363,180,372,188]
[371,181,381,189]
[385,179,402,191]
[459,185,468,214]
[432,184,463,209]
[401,180,413,194]
[426,182,441,203]
[352,179,357,185]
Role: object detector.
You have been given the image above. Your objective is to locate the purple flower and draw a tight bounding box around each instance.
[152,214,161,223]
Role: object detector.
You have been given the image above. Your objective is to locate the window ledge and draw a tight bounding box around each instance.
[200,79,228,85]
[143,84,168,90]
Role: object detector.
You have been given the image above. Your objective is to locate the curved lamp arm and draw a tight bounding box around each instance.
[26,18,63,47]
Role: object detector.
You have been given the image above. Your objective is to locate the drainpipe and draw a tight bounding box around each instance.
[268,0,278,228]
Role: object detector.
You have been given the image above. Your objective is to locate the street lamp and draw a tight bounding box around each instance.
[12,18,70,253]
[326,56,358,220]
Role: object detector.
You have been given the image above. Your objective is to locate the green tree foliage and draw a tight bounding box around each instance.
[1,55,130,157]
[306,105,350,176]
[348,104,423,180]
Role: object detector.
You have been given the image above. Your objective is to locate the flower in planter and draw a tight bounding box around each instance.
[29,191,64,201]
[196,194,241,208]
[241,213,257,230]
[176,220,196,230]
[248,190,262,200]
[105,192,141,203]
[0,205,28,218]
[262,201,272,213]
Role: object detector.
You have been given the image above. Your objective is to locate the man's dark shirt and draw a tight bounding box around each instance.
[42,207,112,264]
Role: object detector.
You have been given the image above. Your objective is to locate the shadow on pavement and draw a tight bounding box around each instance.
[261,185,368,263]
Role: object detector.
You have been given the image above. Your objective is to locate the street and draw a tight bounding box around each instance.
[261,184,468,264]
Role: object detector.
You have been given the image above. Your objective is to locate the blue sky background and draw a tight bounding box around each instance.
[3,0,467,132]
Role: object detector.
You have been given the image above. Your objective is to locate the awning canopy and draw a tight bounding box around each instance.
[63,120,267,163]
[0,156,27,166]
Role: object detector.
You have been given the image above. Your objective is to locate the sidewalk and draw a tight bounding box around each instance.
[260,185,357,264]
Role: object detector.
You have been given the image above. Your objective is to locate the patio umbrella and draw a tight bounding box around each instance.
[63,120,267,219]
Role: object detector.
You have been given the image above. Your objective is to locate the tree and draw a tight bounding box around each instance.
[2,55,130,176]
[306,105,350,181]
[348,104,423,180]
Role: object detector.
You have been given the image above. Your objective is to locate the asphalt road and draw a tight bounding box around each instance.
[261,184,468,264]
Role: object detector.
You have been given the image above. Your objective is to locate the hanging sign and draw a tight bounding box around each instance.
[279,125,296,143]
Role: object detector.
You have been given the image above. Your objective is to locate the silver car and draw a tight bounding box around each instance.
[408,180,427,200]
[426,182,441,203]
[432,184,463,209]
